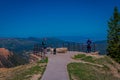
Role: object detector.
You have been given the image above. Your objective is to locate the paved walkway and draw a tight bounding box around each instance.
[41,51,80,80]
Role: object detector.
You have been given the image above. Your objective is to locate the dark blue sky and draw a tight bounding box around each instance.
[0,0,120,39]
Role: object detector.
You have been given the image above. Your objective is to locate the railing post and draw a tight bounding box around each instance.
[93,43,96,52]
[78,43,81,52]
[82,43,84,52]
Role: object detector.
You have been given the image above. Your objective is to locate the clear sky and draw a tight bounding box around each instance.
[0,0,120,39]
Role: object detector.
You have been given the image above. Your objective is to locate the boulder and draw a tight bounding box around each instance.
[0,48,13,59]
[49,47,68,53]
[0,48,13,68]
[56,48,68,53]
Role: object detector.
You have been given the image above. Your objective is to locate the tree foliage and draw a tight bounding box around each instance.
[107,7,120,63]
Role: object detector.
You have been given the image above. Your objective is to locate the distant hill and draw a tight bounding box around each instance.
[0,37,107,55]
[58,36,88,43]
[0,37,64,67]
[0,37,64,54]
[58,36,106,43]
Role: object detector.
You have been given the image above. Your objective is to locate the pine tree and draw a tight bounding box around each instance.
[107,7,120,63]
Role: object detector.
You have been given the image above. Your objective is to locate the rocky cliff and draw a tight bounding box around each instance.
[0,48,14,68]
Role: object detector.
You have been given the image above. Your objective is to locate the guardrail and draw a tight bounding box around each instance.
[33,42,96,53]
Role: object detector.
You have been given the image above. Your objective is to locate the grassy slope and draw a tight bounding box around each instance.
[0,58,48,80]
[68,54,120,80]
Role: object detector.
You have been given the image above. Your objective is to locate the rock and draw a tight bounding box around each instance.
[48,47,68,54]
[0,48,14,68]
[56,48,68,53]
[0,48,13,59]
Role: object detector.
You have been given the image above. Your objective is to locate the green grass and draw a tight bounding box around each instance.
[37,57,48,63]
[74,54,113,65]
[74,54,95,63]
[67,63,120,80]
[81,56,95,63]
[74,54,86,59]
[94,56,113,65]
[9,58,48,80]
[10,65,42,80]
[70,54,120,80]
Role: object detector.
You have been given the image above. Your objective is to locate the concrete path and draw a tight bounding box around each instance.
[41,51,80,80]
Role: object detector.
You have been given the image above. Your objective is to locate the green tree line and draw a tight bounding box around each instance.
[107,7,120,63]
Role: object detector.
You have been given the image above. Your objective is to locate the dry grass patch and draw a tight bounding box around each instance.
[68,54,120,80]
[0,58,48,80]
[68,63,120,80]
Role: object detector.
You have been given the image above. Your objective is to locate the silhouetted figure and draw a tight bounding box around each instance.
[53,48,56,55]
[42,41,46,49]
[42,41,47,60]
[87,39,92,53]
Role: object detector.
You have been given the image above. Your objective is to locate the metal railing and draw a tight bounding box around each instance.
[33,42,97,53]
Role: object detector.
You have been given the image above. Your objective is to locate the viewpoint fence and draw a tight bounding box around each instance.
[33,42,97,54]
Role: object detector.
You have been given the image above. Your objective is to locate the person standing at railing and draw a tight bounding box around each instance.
[87,39,92,53]
[42,39,47,60]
